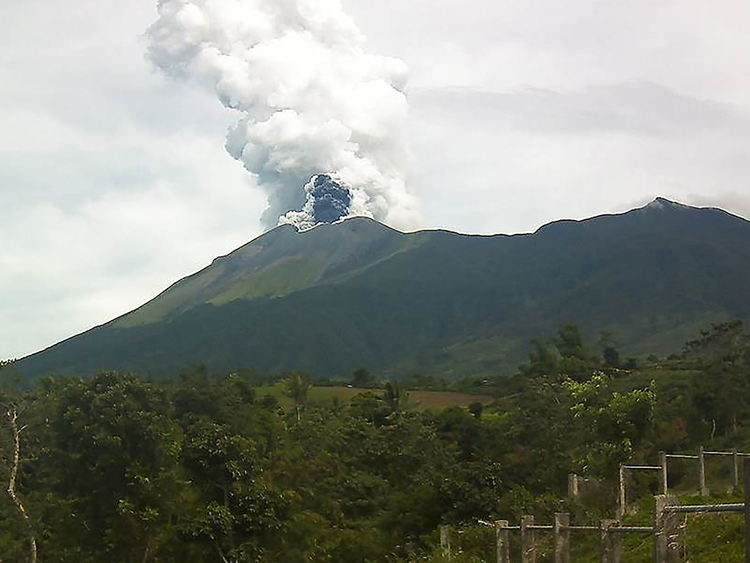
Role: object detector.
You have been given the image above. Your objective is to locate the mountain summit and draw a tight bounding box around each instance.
[15,199,750,379]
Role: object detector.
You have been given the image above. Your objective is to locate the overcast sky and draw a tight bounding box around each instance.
[2,0,750,359]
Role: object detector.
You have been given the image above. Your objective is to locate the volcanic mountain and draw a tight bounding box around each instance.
[15,198,750,380]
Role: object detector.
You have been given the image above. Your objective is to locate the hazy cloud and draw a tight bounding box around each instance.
[407,83,750,234]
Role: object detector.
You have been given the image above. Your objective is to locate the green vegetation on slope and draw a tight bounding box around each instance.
[115,218,424,328]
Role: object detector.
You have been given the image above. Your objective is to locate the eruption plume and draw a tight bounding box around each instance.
[146,0,418,230]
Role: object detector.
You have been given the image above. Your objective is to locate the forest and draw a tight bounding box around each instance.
[0,321,748,562]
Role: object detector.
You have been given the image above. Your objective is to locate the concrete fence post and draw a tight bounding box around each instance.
[654,495,667,563]
[654,495,679,563]
[599,519,621,563]
[521,515,536,563]
[617,464,626,520]
[744,458,750,563]
[439,525,451,559]
[554,513,570,563]
[495,520,510,563]
[568,473,580,501]
[659,451,668,495]
[699,446,708,497]
[734,448,740,491]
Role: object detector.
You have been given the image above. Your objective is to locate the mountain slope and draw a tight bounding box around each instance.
[15,198,750,379]
[116,218,426,327]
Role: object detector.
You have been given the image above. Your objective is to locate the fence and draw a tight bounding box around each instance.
[618,446,750,519]
[441,454,750,562]
[442,516,652,563]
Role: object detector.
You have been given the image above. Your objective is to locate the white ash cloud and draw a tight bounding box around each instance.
[146,0,418,230]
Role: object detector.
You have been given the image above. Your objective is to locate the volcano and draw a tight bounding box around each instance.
[14,198,750,380]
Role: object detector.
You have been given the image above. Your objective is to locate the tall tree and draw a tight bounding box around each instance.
[564,374,657,475]
[50,372,183,561]
[383,382,409,414]
[3,402,37,563]
[285,373,312,421]
[687,321,750,436]
[351,368,376,389]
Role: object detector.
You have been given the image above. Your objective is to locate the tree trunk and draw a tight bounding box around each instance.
[223,484,236,552]
[5,406,37,563]
[140,543,151,563]
[215,541,232,563]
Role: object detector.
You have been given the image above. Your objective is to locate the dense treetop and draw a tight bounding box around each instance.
[2,322,749,561]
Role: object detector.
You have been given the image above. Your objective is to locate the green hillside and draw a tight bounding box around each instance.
[14,198,750,380]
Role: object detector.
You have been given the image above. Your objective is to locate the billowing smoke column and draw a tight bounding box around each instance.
[146,0,418,230]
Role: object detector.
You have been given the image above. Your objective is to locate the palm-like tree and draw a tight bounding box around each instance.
[383,381,409,414]
[285,372,312,421]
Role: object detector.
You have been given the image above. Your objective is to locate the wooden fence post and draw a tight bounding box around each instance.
[440,525,451,559]
[659,451,668,495]
[599,519,621,563]
[698,446,708,497]
[744,458,750,563]
[495,520,510,563]
[554,513,570,563]
[521,515,536,563]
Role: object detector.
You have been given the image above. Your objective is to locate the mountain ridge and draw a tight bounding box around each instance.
[15,197,750,380]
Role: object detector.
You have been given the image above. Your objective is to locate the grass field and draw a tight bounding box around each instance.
[257,384,494,411]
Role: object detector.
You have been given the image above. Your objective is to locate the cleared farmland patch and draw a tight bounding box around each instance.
[257,384,494,411]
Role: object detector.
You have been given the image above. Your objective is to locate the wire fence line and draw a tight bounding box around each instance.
[440,449,750,563]
[619,446,750,519]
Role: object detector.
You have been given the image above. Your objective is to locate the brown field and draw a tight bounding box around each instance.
[259,384,494,411]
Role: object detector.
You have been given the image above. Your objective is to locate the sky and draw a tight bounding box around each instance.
[2,0,750,359]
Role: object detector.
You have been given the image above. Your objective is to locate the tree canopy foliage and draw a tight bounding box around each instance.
[1,322,749,561]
